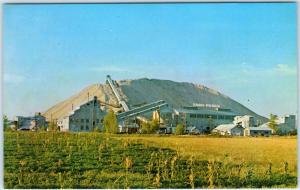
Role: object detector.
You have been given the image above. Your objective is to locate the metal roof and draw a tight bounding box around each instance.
[248,127,272,131]
[213,124,241,132]
[174,108,237,116]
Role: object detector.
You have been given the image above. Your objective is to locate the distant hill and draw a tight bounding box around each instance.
[44,78,267,123]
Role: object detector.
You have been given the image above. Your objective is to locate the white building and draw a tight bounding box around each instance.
[233,115,256,128]
[57,96,107,132]
[212,124,244,136]
[275,115,296,134]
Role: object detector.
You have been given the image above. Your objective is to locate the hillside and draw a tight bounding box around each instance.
[44,78,267,123]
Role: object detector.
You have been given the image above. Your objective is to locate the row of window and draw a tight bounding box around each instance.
[189,114,234,120]
[70,118,100,124]
[80,126,89,130]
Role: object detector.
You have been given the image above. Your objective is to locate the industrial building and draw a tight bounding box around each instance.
[275,115,296,134]
[233,115,257,128]
[57,96,107,132]
[16,112,47,130]
[244,124,273,137]
[214,115,273,136]
[173,105,237,133]
[212,124,244,136]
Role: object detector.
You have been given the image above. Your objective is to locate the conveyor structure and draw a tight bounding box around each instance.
[117,100,168,120]
[106,75,129,111]
[106,75,168,122]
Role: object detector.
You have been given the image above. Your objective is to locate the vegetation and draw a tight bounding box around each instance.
[120,136,297,175]
[103,109,118,134]
[4,132,297,188]
[3,115,10,131]
[48,121,59,132]
[268,114,278,133]
[141,119,160,134]
[175,124,185,135]
[38,126,47,131]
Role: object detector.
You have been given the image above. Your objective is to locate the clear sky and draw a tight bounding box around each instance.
[3,3,298,118]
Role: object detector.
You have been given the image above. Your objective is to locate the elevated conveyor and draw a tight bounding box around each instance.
[106,75,168,123]
[106,75,129,111]
[117,100,168,120]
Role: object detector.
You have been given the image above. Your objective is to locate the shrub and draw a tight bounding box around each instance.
[141,122,151,134]
[141,119,160,134]
[103,109,118,134]
[48,121,59,132]
[175,124,185,135]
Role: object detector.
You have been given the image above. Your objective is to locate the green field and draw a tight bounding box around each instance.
[4,132,297,188]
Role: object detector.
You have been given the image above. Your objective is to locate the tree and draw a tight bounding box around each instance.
[175,124,185,135]
[268,114,278,134]
[103,109,118,134]
[141,122,151,134]
[141,119,160,134]
[3,115,12,131]
[150,119,160,132]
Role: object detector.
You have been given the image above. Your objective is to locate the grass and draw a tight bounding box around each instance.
[4,132,297,188]
[117,135,297,175]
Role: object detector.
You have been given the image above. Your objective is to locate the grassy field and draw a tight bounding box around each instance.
[4,132,297,188]
[117,135,297,174]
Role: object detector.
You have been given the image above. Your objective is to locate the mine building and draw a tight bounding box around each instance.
[57,96,107,132]
[16,112,47,131]
[212,124,244,136]
[173,104,237,133]
[244,123,273,136]
[275,115,296,134]
[233,115,257,128]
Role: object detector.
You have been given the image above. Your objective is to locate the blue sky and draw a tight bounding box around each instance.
[3,3,298,118]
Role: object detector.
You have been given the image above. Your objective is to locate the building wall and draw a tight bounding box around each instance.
[69,99,106,132]
[244,129,272,136]
[276,115,296,134]
[175,113,235,133]
[234,116,256,128]
[230,127,244,136]
[17,115,47,130]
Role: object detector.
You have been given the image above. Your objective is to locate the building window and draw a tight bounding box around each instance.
[86,119,89,123]
[81,126,84,130]
[190,114,196,118]
[81,119,84,123]
[86,126,89,130]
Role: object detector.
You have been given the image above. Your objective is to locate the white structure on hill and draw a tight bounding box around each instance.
[212,124,244,136]
[57,96,107,132]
